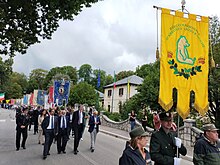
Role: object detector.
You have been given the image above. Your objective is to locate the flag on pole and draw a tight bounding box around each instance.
[159,8,209,119]
[54,80,70,106]
[97,70,101,88]
[113,71,116,89]
[37,90,47,106]
[0,93,5,101]
[29,93,34,106]
[127,79,130,98]
[48,86,54,104]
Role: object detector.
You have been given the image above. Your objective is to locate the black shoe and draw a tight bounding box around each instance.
[77,149,79,153]
[58,152,61,154]
[22,146,26,149]
[42,143,44,145]
[16,148,19,151]
[91,149,94,152]
[62,151,66,154]
[47,153,50,155]
[74,151,77,155]
[43,156,47,160]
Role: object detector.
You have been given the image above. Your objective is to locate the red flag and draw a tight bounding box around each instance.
[29,93,34,105]
[48,86,54,104]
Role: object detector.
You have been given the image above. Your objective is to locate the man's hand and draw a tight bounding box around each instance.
[174,137,182,148]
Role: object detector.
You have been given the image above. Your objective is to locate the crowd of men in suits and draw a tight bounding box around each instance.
[15,104,101,160]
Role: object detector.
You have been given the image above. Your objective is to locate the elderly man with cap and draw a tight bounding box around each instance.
[193,123,220,165]
[150,111,187,165]
[119,126,152,165]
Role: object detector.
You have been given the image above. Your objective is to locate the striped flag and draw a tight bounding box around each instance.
[0,93,5,101]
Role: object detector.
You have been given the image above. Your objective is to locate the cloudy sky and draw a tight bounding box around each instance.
[11,0,220,76]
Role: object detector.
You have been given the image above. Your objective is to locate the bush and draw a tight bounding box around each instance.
[103,111,122,122]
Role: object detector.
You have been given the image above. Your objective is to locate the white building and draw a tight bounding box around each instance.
[103,75,143,113]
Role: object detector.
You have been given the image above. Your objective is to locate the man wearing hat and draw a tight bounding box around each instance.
[193,123,220,165]
[150,111,187,165]
[119,126,152,165]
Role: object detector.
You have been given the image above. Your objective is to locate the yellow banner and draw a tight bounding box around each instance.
[159,8,209,119]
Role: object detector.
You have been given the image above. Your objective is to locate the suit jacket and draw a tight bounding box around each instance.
[58,115,70,133]
[16,113,30,130]
[71,110,85,127]
[88,115,101,133]
[41,115,58,135]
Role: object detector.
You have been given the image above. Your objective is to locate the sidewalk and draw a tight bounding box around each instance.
[99,125,193,162]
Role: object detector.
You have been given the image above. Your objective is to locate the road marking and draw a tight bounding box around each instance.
[0,119,6,122]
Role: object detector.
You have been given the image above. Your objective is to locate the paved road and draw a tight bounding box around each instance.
[0,108,193,165]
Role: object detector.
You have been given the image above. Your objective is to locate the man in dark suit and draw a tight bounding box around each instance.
[57,108,70,154]
[150,111,187,165]
[16,107,30,151]
[72,104,85,155]
[88,110,101,152]
[41,109,58,159]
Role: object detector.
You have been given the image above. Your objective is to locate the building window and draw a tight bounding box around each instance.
[107,90,112,97]
[119,88,123,96]
[108,105,111,112]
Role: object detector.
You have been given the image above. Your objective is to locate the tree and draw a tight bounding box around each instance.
[68,82,98,106]
[4,82,23,99]
[10,72,28,92]
[44,66,77,89]
[116,70,134,81]
[136,61,160,111]
[0,57,13,91]
[0,0,99,57]
[78,64,92,83]
[208,16,220,129]
[27,68,48,93]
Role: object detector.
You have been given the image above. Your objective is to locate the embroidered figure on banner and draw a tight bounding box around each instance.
[167,35,205,80]
[176,35,196,65]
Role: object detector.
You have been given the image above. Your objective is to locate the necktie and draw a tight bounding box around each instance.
[51,116,54,129]
[62,116,65,129]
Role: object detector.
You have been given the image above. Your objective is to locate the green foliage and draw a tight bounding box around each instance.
[0,57,13,91]
[78,64,92,83]
[68,82,98,106]
[103,111,122,122]
[0,0,99,57]
[3,82,23,99]
[10,72,28,92]
[27,68,48,92]
[44,66,77,89]
[136,61,160,111]
[116,71,134,81]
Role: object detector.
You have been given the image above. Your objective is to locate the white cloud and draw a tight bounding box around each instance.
[11,0,220,76]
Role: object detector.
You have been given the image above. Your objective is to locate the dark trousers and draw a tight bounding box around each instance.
[34,120,38,133]
[43,129,55,156]
[73,124,83,151]
[57,129,68,152]
[16,128,28,149]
